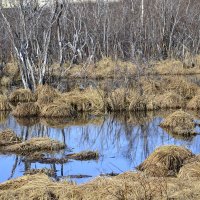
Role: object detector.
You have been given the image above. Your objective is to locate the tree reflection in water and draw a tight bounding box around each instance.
[0,111,200,183]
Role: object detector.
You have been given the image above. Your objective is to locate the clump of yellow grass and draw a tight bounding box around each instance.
[140,78,164,95]
[107,88,129,111]
[137,145,194,177]
[3,62,19,77]
[187,95,200,110]
[0,174,80,200]
[164,77,198,99]
[0,137,65,153]
[156,92,184,109]
[154,59,185,75]
[67,151,99,160]
[35,84,60,100]
[24,168,55,177]
[0,172,167,200]
[129,92,147,111]
[12,103,40,117]
[9,89,36,103]
[61,88,105,114]
[0,95,11,111]
[40,102,73,118]
[160,110,195,135]
[178,161,200,179]
[0,76,12,86]
[0,129,21,146]
[94,57,137,78]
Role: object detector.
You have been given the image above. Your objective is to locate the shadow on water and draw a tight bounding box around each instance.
[1,110,200,183]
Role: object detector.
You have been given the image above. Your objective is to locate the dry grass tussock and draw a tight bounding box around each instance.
[178,161,200,179]
[140,78,164,95]
[40,102,74,118]
[12,103,40,117]
[0,172,168,200]
[3,169,200,199]
[35,84,60,100]
[187,95,200,110]
[0,76,12,86]
[0,174,81,200]
[24,168,55,177]
[61,88,105,114]
[155,91,185,109]
[0,129,21,146]
[67,151,99,160]
[164,77,198,99]
[0,137,65,154]
[3,62,19,77]
[153,57,200,75]
[0,95,11,111]
[69,57,137,79]
[137,145,194,177]
[160,110,195,135]
[9,89,36,103]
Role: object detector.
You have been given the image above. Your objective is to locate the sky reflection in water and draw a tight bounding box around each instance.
[0,111,200,184]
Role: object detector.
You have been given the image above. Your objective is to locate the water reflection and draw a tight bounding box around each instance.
[0,111,200,184]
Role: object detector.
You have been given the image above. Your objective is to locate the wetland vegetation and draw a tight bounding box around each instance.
[1,0,200,199]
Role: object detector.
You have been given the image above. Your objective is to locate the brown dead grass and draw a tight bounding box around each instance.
[40,102,74,118]
[0,76,12,87]
[69,57,137,79]
[2,169,200,199]
[187,95,200,110]
[67,151,99,160]
[12,103,40,117]
[9,89,36,103]
[160,110,195,135]
[178,161,200,179]
[35,84,60,100]
[3,62,19,77]
[153,58,200,75]
[0,137,65,154]
[24,168,55,177]
[0,95,11,111]
[137,145,194,177]
[0,129,21,146]
[61,88,105,114]
[156,91,185,109]
[164,77,198,99]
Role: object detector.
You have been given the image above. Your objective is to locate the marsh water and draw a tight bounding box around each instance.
[1,110,200,184]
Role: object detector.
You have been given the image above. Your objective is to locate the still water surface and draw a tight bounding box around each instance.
[0,111,200,184]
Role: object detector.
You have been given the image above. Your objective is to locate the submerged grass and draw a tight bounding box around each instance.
[67,151,99,161]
